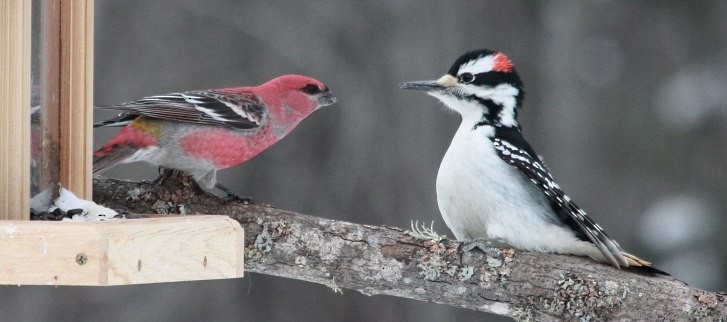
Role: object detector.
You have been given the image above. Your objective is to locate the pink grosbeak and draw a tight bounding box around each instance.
[93,75,336,195]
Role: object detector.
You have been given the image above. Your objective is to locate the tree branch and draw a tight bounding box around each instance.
[92,173,725,321]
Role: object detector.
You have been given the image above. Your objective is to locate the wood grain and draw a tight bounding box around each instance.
[0,0,31,220]
[0,216,244,285]
[59,0,94,199]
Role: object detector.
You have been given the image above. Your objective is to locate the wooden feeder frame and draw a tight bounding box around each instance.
[0,0,243,286]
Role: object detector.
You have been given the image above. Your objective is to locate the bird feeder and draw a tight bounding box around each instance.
[0,0,243,285]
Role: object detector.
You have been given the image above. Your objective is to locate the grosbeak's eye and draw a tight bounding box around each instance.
[302,84,321,94]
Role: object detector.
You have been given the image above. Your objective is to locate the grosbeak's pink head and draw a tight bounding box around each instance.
[251,74,336,121]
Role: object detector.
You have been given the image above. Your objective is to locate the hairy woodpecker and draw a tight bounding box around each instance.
[401,49,666,274]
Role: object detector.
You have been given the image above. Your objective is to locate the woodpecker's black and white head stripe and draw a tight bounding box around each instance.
[95,90,266,130]
[449,51,523,129]
[401,49,524,129]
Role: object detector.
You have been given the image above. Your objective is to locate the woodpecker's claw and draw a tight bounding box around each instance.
[460,238,503,257]
[458,238,510,265]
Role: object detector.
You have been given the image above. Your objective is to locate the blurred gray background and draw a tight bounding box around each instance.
[4,1,727,321]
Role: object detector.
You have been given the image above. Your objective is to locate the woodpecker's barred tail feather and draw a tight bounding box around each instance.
[401,49,667,275]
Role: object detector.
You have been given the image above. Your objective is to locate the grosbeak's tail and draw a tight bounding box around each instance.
[93,144,137,174]
[93,118,159,174]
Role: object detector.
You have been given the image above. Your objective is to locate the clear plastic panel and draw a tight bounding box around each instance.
[30,0,61,215]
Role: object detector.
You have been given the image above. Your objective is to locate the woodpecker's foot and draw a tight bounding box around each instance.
[460,238,502,257]
[458,238,509,265]
[215,183,254,204]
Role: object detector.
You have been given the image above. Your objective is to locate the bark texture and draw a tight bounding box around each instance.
[92,174,726,321]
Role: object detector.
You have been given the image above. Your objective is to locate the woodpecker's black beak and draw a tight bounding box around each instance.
[400,74,458,92]
[399,80,443,92]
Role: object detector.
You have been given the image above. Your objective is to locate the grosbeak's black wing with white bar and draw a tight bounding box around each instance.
[96,90,266,130]
[490,134,628,269]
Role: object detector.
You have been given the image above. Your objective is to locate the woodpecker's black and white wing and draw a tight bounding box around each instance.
[490,129,629,269]
[95,90,266,130]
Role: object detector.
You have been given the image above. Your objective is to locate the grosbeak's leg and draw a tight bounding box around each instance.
[215,183,254,204]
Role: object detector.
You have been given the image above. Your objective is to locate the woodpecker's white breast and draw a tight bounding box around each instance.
[436,123,597,255]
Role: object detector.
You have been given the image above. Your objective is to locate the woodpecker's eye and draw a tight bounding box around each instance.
[302,84,321,94]
[458,73,475,83]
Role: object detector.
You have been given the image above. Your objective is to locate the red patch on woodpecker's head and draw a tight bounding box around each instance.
[492,52,514,73]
